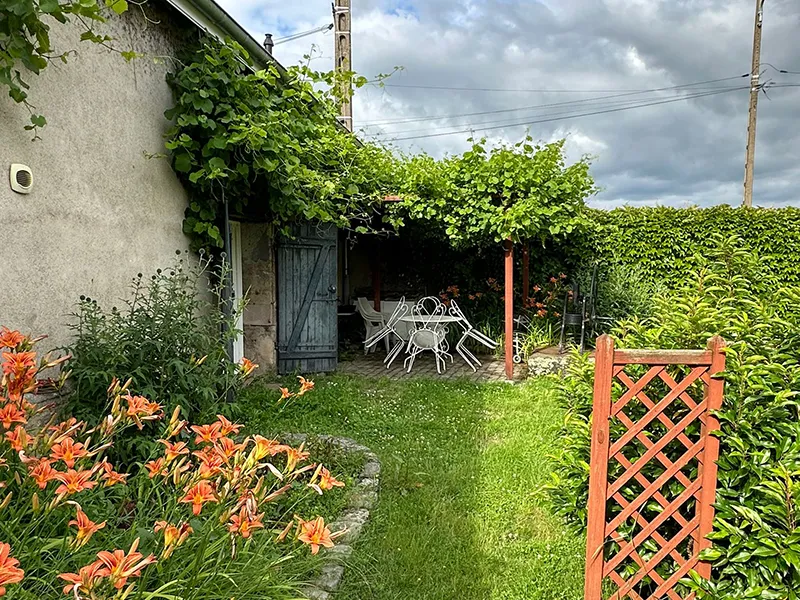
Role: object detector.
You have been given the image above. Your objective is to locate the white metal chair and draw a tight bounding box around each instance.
[449,299,498,371]
[356,297,389,354]
[364,297,410,368]
[404,297,449,373]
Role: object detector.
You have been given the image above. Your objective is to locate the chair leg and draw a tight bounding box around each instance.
[385,341,405,369]
[456,344,478,372]
[405,347,421,373]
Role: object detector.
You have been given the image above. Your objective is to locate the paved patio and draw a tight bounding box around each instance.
[338,350,527,382]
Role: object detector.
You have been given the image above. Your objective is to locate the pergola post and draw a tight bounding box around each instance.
[504,238,514,380]
[522,243,530,302]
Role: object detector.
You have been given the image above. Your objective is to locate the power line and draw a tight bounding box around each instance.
[379,75,748,94]
[362,77,749,127]
[364,90,745,137]
[273,24,333,45]
[363,85,748,130]
[383,86,748,142]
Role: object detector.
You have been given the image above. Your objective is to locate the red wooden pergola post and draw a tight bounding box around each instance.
[522,243,530,302]
[504,239,514,380]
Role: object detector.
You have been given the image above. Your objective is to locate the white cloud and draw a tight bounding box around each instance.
[215,0,800,207]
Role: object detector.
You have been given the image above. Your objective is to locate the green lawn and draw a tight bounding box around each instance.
[240,374,585,600]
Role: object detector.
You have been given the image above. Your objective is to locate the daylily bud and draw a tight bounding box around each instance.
[0,492,12,509]
[31,492,39,512]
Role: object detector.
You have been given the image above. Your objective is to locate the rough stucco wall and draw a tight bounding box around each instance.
[0,4,194,353]
[241,223,277,371]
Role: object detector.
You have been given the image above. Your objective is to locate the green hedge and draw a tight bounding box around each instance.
[587,206,800,287]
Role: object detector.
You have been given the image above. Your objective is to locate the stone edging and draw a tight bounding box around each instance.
[282,433,380,600]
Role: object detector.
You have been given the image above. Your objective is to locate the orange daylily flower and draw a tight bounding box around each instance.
[228,507,264,539]
[28,459,57,489]
[124,394,163,429]
[238,357,258,377]
[50,437,89,468]
[214,436,245,461]
[54,469,97,495]
[144,457,168,478]
[216,414,243,436]
[4,426,30,452]
[251,435,287,461]
[69,507,106,547]
[0,328,25,350]
[279,387,293,401]
[193,447,225,478]
[58,561,104,597]
[48,417,81,435]
[318,466,345,491]
[0,543,24,596]
[297,376,315,396]
[191,422,223,445]
[0,351,36,376]
[154,521,192,558]
[98,460,128,487]
[0,405,26,430]
[159,439,190,463]
[94,538,157,589]
[284,444,310,472]
[180,481,217,515]
[297,517,336,555]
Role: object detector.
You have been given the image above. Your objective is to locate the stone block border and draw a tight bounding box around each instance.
[282,433,380,600]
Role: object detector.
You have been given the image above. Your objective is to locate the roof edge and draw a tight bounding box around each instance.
[165,0,285,72]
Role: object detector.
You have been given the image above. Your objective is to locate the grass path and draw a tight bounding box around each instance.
[241,375,585,600]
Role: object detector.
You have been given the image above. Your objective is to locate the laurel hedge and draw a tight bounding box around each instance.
[585,206,800,289]
[548,234,800,598]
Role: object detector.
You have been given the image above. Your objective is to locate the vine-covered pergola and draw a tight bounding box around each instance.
[383,139,597,378]
[162,40,597,379]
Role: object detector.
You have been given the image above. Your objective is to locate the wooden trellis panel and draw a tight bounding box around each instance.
[585,335,726,600]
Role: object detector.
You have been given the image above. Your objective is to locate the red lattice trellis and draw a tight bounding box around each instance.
[584,335,726,600]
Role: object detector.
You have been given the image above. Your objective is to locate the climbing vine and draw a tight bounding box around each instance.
[388,138,597,247]
[0,0,136,134]
[165,39,401,249]
[165,39,597,250]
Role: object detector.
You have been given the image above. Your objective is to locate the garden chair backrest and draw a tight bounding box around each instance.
[385,296,409,330]
[357,297,383,321]
[448,299,472,332]
[411,297,446,332]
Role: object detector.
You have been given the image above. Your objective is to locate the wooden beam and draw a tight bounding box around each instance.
[504,239,514,380]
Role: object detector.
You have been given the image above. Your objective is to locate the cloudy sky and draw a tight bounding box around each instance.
[215,0,800,209]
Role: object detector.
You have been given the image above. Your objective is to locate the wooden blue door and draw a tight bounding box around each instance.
[277,223,338,374]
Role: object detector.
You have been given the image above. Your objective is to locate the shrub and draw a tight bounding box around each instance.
[547,234,800,598]
[587,205,800,291]
[65,253,243,466]
[0,329,346,599]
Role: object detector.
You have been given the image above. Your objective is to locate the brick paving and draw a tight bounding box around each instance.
[338,350,526,382]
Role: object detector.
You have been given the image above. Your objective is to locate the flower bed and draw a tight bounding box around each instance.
[0,327,347,599]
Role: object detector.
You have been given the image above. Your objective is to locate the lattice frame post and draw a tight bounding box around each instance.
[693,336,726,579]
[584,334,615,600]
[583,335,726,600]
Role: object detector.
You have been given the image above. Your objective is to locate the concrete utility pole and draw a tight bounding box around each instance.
[743,0,765,207]
[333,0,353,132]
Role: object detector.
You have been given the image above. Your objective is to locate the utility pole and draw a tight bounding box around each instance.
[333,0,353,132]
[743,0,765,207]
